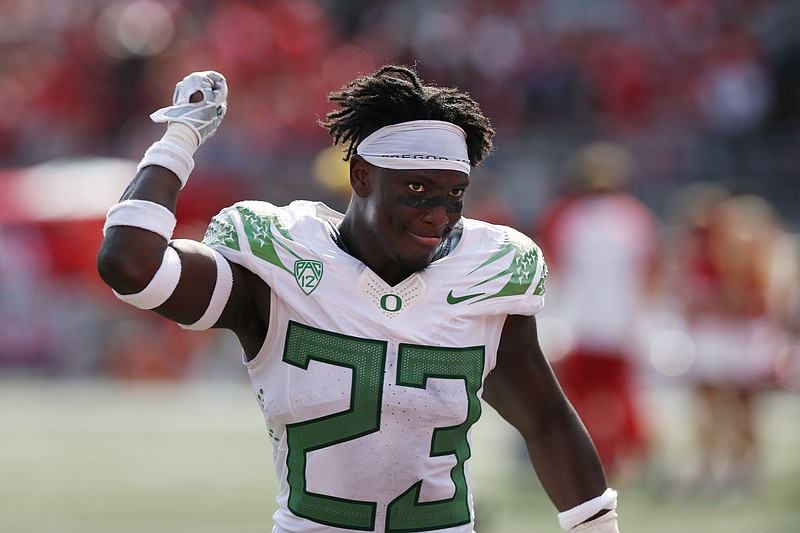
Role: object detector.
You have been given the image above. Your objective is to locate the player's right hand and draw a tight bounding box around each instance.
[150,71,228,146]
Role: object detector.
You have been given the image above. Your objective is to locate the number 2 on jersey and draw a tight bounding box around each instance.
[282,322,485,532]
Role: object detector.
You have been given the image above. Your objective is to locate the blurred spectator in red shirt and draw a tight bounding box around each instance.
[534,141,662,481]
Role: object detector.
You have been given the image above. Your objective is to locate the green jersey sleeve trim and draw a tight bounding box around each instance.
[475,235,546,302]
[202,208,241,251]
[202,202,304,275]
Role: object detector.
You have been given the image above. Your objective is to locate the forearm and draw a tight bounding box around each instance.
[119,150,185,207]
[487,312,620,531]
[525,404,608,511]
[524,405,619,532]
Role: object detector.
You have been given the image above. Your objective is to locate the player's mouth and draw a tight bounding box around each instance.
[406,229,446,249]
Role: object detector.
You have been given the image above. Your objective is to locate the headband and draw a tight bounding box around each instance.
[356,120,471,175]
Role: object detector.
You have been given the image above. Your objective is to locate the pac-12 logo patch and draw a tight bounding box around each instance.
[294,260,323,295]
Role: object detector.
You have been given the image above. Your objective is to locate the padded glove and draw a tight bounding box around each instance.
[150,70,228,146]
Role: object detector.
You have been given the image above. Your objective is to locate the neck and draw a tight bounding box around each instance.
[337,216,412,286]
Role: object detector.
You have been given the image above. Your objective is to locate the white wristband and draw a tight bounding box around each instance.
[180,248,233,330]
[136,139,195,188]
[103,199,176,241]
[569,510,619,532]
[558,488,618,531]
[113,246,182,310]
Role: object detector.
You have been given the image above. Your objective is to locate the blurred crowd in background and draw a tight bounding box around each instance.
[1,0,800,497]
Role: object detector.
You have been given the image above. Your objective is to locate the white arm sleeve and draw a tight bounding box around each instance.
[113,245,182,310]
[179,247,233,330]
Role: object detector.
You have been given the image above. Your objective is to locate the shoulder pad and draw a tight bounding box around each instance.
[475,226,547,301]
[202,201,297,274]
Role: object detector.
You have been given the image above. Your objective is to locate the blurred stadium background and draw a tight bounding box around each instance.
[1,1,799,531]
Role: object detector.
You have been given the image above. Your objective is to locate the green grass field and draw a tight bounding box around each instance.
[1,377,798,532]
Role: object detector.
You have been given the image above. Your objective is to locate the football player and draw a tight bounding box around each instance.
[97,67,619,533]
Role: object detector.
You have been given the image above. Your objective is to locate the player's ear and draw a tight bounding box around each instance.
[349,155,371,197]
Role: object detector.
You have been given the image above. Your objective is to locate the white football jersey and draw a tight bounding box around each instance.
[202,200,547,533]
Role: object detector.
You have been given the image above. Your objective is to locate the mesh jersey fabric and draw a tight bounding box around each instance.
[202,200,547,533]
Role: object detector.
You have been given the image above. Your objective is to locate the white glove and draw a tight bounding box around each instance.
[150,70,228,146]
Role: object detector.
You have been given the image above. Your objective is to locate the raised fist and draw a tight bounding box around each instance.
[150,70,228,145]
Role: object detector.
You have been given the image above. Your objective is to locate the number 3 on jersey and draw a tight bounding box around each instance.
[282,321,485,532]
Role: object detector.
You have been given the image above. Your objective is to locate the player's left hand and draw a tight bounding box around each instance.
[150,70,228,146]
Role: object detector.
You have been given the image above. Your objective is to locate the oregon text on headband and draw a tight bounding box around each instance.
[356,120,471,175]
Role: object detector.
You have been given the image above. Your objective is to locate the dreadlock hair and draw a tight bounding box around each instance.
[320,65,495,167]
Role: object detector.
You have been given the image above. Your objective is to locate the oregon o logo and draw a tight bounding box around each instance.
[380,294,402,312]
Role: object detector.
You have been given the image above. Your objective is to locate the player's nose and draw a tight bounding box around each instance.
[421,204,448,229]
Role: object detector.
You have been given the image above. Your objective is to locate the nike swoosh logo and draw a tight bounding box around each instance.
[446,290,485,305]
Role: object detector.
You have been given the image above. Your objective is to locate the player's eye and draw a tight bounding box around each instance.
[449,188,465,199]
[408,183,426,193]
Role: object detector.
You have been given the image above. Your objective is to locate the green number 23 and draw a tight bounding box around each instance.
[282,321,485,532]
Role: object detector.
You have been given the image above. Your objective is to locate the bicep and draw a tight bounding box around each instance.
[483,314,570,438]
[158,240,266,342]
[150,239,217,324]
